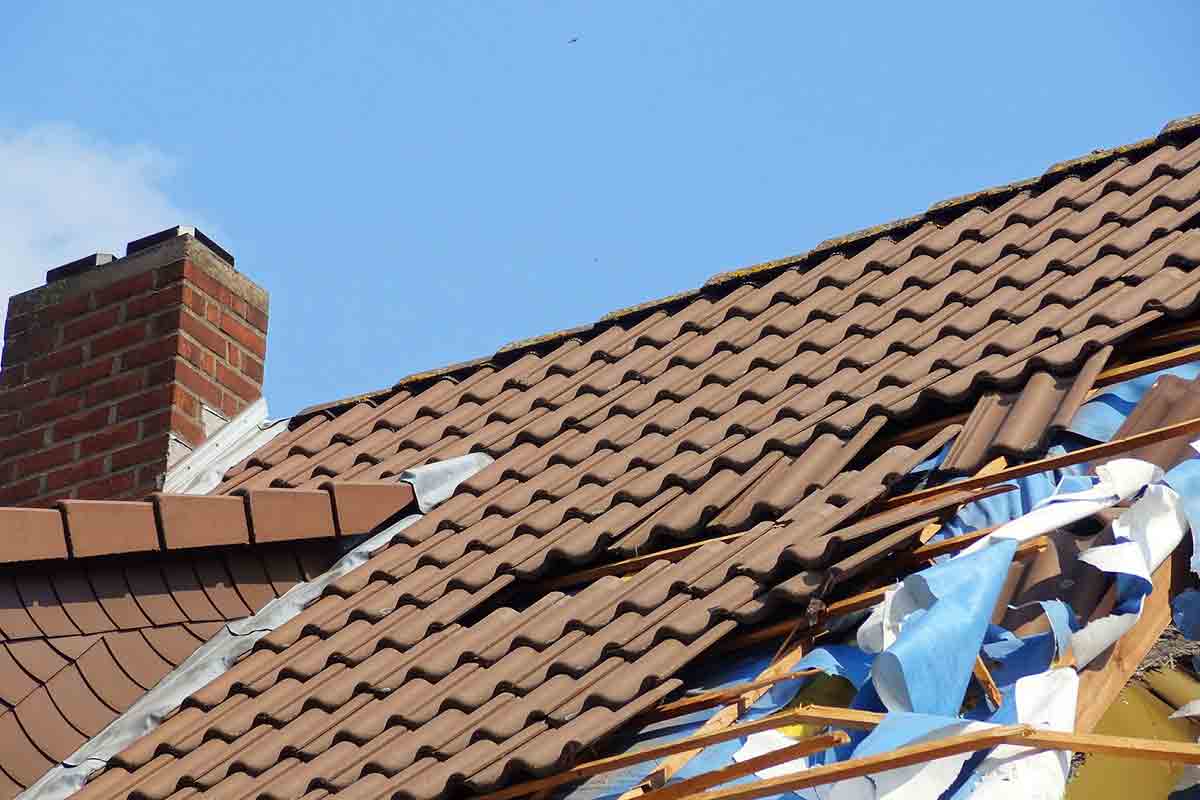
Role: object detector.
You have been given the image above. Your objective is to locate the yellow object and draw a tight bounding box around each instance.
[1144,668,1200,711]
[776,674,858,739]
[1067,683,1199,800]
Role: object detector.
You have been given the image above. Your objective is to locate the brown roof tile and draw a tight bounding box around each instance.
[155,494,250,550]
[942,345,1112,473]
[0,541,343,798]
[59,499,159,557]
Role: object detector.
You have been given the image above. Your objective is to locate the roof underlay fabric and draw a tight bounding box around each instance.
[14,116,1200,800]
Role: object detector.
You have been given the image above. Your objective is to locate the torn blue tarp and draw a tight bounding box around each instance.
[862,539,1018,717]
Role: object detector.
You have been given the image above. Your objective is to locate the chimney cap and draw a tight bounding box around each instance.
[126,225,235,267]
[45,252,115,284]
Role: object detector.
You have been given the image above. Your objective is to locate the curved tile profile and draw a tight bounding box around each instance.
[44,116,1200,800]
[0,542,341,798]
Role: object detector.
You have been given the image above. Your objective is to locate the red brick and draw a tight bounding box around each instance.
[0,379,50,411]
[204,300,220,325]
[239,353,265,383]
[94,270,155,308]
[56,358,115,394]
[111,436,170,471]
[91,321,149,358]
[17,442,75,474]
[116,386,172,421]
[122,333,178,369]
[62,307,120,343]
[171,385,198,417]
[45,457,105,491]
[2,329,56,366]
[0,413,18,437]
[75,470,138,500]
[0,364,25,388]
[37,292,91,325]
[0,477,41,505]
[174,407,205,446]
[53,407,112,441]
[181,284,205,316]
[79,420,139,457]
[221,392,242,418]
[146,360,173,387]
[85,372,143,406]
[185,264,233,307]
[218,310,266,358]
[27,345,84,379]
[0,427,47,459]
[126,283,185,321]
[179,309,229,359]
[3,311,32,338]
[147,406,204,447]
[154,259,188,288]
[175,359,222,408]
[216,361,259,401]
[26,393,83,426]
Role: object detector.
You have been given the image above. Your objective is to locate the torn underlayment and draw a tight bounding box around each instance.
[19,452,493,800]
[688,451,1198,800]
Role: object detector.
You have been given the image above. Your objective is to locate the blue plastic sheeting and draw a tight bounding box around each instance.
[1070,358,1200,443]
[1167,458,1200,575]
[871,539,1018,718]
[936,445,1090,542]
[1174,590,1200,640]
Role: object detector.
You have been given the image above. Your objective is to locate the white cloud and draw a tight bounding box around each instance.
[0,124,189,304]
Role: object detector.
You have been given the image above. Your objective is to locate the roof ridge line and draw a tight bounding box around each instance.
[291,112,1200,424]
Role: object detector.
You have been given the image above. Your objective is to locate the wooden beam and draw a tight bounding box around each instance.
[916,457,1006,545]
[880,413,1200,511]
[634,732,849,800]
[641,670,823,723]
[617,636,818,799]
[645,725,1031,800]
[973,654,1003,709]
[646,718,1200,800]
[481,704,837,800]
[1075,547,1185,732]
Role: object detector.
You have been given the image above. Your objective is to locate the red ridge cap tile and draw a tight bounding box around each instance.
[239,488,337,543]
[0,507,69,563]
[59,499,159,558]
[153,494,251,550]
[320,480,416,535]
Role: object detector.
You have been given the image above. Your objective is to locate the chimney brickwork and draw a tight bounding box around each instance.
[0,228,269,507]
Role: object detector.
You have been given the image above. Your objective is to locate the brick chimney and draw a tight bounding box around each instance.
[0,227,269,506]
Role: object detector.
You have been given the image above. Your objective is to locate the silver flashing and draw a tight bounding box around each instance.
[162,398,286,495]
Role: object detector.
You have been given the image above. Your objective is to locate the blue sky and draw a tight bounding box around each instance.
[2,3,1198,416]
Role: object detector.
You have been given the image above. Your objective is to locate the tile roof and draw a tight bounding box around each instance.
[41,114,1200,799]
[0,542,342,796]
